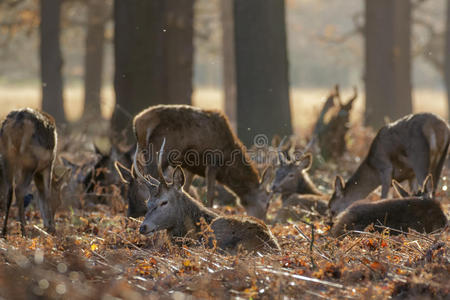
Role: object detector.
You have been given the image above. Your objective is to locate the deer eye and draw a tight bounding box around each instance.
[160,201,168,207]
[288,173,295,178]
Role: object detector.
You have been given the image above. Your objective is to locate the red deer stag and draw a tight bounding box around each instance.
[328,113,449,217]
[132,105,273,220]
[136,142,279,254]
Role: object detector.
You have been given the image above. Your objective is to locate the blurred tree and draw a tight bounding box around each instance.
[233,0,292,146]
[364,0,412,129]
[111,0,194,140]
[83,0,110,119]
[446,0,450,120]
[221,0,236,131]
[40,0,65,123]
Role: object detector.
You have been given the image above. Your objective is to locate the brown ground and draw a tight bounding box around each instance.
[0,87,448,299]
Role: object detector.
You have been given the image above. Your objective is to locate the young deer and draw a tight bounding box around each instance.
[272,152,323,200]
[272,148,328,222]
[330,175,448,237]
[0,108,61,236]
[133,105,273,220]
[135,143,279,254]
[328,113,449,217]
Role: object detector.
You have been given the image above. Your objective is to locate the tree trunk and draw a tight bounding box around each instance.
[234,0,292,146]
[83,0,109,119]
[364,0,412,129]
[111,0,194,140]
[221,0,237,132]
[164,0,194,105]
[445,0,450,121]
[40,0,65,123]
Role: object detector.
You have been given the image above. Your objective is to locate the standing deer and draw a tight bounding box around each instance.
[132,105,273,220]
[328,113,449,217]
[330,175,448,237]
[135,142,279,254]
[0,108,61,236]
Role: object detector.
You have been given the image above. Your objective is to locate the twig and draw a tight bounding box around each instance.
[259,267,344,289]
[294,224,332,262]
[33,225,50,236]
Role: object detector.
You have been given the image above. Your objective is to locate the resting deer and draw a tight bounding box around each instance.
[135,142,279,254]
[0,108,65,236]
[115,161,200,218]
[330,175,448,237]
[133,105,273,220]
[271,144,328,222]
[328,113,449,217]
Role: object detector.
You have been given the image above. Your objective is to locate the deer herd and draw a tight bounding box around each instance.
[0,94,448,254]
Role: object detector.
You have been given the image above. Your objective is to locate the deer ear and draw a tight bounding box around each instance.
[115,161,133,184]
[260,166,273,186]
[333,176,345,198]
[296,153,312,171]
[421,174,434,198]
[172,166,185,189]
[392,180,410,198]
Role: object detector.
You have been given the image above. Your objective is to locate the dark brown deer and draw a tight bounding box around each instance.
[114,161,200,218]
[136,143,279,254]
[330,175,448,237]
[271,145,329,222]
[0,108,61,236]
[272,152,323,200]
[133,105,273,220]
[328,113,449,217]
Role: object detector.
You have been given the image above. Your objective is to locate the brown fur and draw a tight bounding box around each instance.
[139,166,279,254]
[133,105,271,219]
[272,153,323,200]
[0,108,58,236]
[330,176,448,237]
[329,113,450,216]
[330,197,447,237]
[274,194,328,223]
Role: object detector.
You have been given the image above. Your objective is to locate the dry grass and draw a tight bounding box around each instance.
[1,85,447,135]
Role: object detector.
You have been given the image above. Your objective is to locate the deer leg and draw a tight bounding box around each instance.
[1,186,13,237]
[34,168,55,233]
[205,166,217,207]
[407,144,430,190]
[379,165,393,198]
[15,184,27,236]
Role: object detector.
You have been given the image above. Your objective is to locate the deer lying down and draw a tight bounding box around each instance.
[274,194,329,223]
[136,142,279,254]
[133,105,273,220]
[272,151,328,222]
[328,113,449,217]
[0,108,63,236]
[114,161,200,218]
[272,153,323,200]
[330,175,447,237]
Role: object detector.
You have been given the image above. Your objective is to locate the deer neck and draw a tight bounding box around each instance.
[344,160,380,202]
[177,194,219,236]
[219,152,260,198]
[296,174,322,196]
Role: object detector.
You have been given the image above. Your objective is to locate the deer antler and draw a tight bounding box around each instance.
[133,143,160,187]
[157,138,167,187]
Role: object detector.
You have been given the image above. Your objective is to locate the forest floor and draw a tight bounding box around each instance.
[0,118,448,299]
